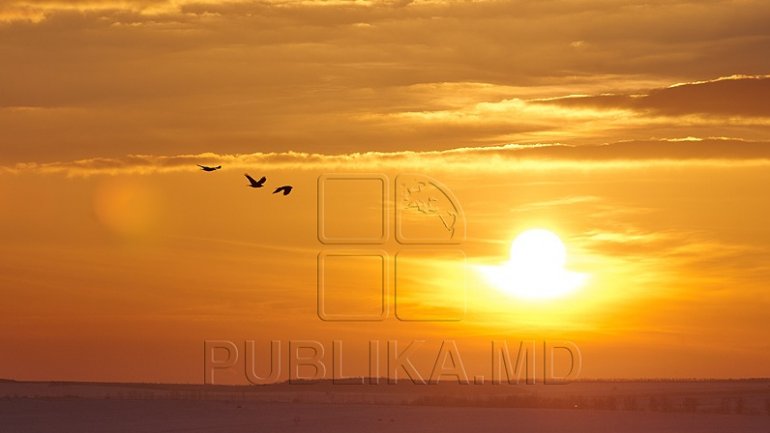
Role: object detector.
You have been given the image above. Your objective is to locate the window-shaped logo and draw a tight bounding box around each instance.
[396,174,465,244]
[317,250,388,321]
[317,174,466,322]
[318,174,388,245]
[395,249,466,321]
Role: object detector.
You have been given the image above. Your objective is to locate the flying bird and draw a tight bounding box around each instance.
[245,174,267,188]
[273,185,293,196]
[198,164,221,172]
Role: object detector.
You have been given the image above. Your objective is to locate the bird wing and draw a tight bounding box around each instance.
[272,186,283,194]
[245,174,258,186]
[198,164,207,169]
[258,176,266,185]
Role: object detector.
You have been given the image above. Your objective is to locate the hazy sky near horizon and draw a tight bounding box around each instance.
[1,0,770,383]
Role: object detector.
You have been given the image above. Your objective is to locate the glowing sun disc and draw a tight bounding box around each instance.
[480,228,588,300]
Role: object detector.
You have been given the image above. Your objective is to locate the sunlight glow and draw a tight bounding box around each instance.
[479,229,588,300]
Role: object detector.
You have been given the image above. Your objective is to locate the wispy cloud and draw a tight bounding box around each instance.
[4,137,770,176]
[537,75,770,118]
[2,1,770,162]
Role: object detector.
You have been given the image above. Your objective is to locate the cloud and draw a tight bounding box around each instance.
[4,137,770,177]
[1,1,770,163]
[537,75,770,118]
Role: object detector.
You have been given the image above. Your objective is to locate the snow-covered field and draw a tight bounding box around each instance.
[1,381,768,432]
[3,399,770,433]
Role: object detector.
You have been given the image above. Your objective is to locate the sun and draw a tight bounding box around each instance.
[479,228,588,300]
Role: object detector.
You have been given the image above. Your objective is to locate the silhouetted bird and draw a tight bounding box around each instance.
[273,185,293,196]
[198,164,221,172]
[245,174,267,188]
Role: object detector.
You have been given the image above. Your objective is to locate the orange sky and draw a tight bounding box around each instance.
[1,0,769,383]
